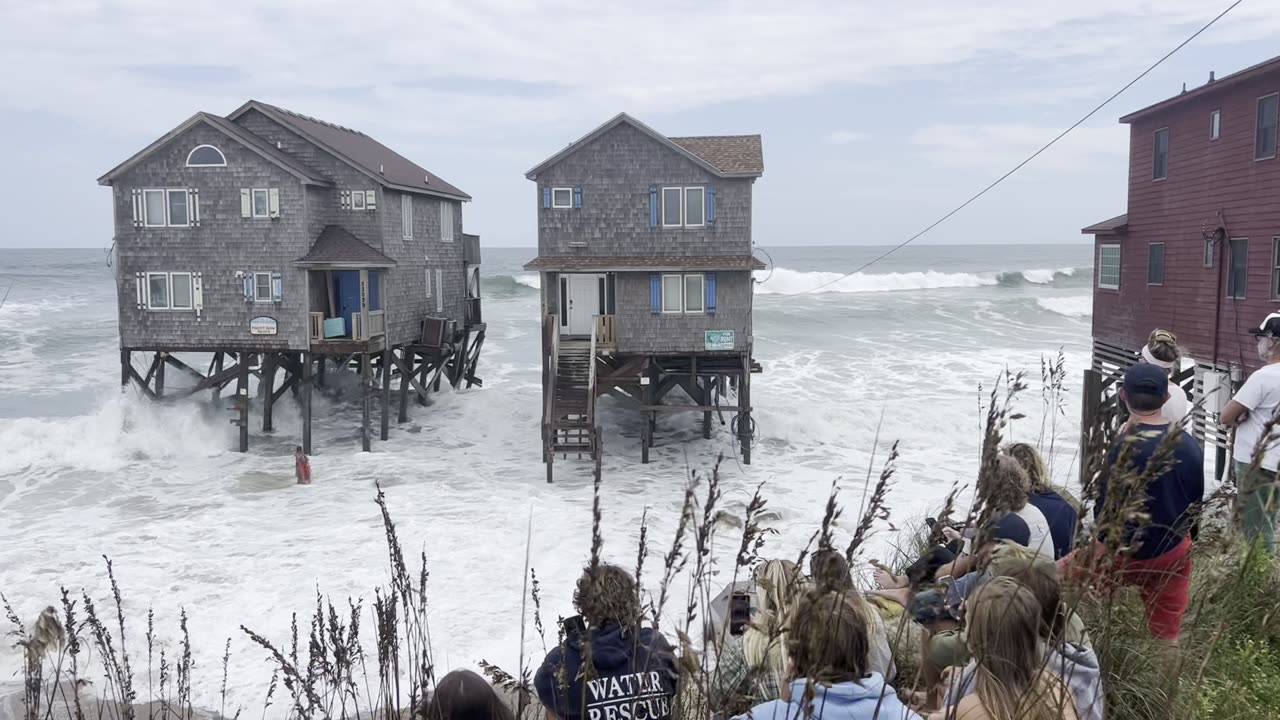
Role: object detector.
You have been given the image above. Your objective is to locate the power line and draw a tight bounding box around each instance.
[775,0,1244,298]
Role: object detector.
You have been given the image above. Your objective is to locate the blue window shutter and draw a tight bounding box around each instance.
[242,273,254,302]
[543,187,551,209]
[271,271,283,302]
[650,273,661,314]
[706,187,716,225]
[573,187,582,209]
[706,273,716,314]
[649,186,658,227]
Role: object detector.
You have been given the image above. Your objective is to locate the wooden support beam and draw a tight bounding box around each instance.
[701,378,712,439]
[271,369,301,404]
[361,352,372,452]
[640,404,746,412]
[398,348,412,423]
[236,360,250,452]
[171,362,244,400]
[212,352,225,401]
[739,354,752,465]
[143,353,160,386]
[126,361,157,400]
[262,353,277,433]
[163,354,208,383]
[641,361,653,464]
[302,352,313,454]
[120,350,130,391]
[317,353,327,388]
[391,352,435,405]
[154,353,166,399]
[417,349,431,406]
[464,326,486,388]
[381,345,392,441]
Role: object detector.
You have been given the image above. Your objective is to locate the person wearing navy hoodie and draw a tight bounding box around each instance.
[534,564,678,720]
[734,590,921,720]
[1006,442,1078,559]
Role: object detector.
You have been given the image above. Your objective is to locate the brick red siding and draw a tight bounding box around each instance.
[1094,65,1280,372]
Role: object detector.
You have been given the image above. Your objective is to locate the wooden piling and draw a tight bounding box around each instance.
[262,352,277,433]
[1079,368,1102,486]
[381,345,392,441]
[154,352,166,399]
[302,351,313,454]
[236,357,250,453]
[317,354,327,388]
[418,350,430,406]
[361,352,372,452]
[120,350,130,391]
[398,348,411,423]
[211,352,224,401]
[738,353,752,465]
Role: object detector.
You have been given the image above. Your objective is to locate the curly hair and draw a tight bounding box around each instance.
[573,564,640,628]
[977,455,1030,512]
[1003,443,1051,494]
[1146,328,1181,365]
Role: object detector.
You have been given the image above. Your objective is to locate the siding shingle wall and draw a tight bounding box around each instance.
[614,271,752,354]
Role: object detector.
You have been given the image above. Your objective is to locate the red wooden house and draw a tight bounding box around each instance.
[1084,54,1280,460]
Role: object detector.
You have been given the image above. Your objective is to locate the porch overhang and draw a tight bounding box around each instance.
[295,225,397,268]
[1080,213,1128,237]
[523,254,766,273]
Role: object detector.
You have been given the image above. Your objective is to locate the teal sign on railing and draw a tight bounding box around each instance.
[704,330,735,351]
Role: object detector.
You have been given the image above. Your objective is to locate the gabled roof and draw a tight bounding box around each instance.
[1081,213,1128,236]
[295,225,397,268]
[228,101,471,201]
[523,255,766,272]
[525,113,764,180]
[98,112,331,186]
[1120,54,1280,124]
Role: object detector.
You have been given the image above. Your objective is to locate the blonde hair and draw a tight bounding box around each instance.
[966,577,1074,720]
[1004,443,1051,494]
[785,591,869,684]
[741,559,807,692]
[978,455,1030,513]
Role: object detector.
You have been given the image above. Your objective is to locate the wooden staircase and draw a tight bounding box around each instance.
[543,318,602,482]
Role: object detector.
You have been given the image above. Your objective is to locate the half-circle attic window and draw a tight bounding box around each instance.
[186,145,227,167]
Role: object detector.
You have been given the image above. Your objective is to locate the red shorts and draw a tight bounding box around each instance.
[1061,536,1192,640]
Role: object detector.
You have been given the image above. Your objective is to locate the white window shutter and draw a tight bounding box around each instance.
[268,188,280,218]
[365,190,376,210]
[240,189,252,218]
[130,190,141,227]
[435,269,443,313]
[189,188,200,227]
[193,272,204,317]
[242,272,254,302]
[425,267,432,297]
[135,272,146,309]
[271,271,283,302]
[340,190,350,209]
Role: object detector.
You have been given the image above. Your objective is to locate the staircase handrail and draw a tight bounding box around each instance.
[587,316,599,428]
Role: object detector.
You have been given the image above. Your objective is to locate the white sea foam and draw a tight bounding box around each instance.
[1036,295,1093,318]
[514,273,541,289]
[1021,267,1078,284]
[754,267,998,295]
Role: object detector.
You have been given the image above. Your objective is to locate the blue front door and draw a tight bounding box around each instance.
[334,271,361,336]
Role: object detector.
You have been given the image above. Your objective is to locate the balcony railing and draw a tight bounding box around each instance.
[463,234,481,265]
[465,296,483,326]
[311,310,385,342]
[352,310,385,341]
[594,314,616,351]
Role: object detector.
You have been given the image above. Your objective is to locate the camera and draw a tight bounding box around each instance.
[728,592,751,636]
[561,615,586,637]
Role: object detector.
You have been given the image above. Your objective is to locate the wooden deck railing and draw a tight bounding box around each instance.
[309,312,324,342]
[368,310,385,338]
[594,314,616,350]
[587,317,599,428]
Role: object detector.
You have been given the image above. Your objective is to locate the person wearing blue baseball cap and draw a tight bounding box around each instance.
[1220,311,1280,553]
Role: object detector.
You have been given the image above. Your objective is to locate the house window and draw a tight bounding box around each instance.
[252,189,270,218]
[684,187,705,227]
[143,190,166,227]
[170,273,193,309]
[186,145,226,167]
[254,272,273,302]
[1228,237,1248,299]
[147,272,170,308]
[142,189,192,227]
[352,191,366,211]
[1272,238,1280,300]
[1147,243,1165,285]
[1210,110,1221,140]
[440,201,454,242]
[684,274,705,312]
[402,194,413,239]
[1152,128,1169,180]
[167,189,189,226]
[661,188,682,227]
[661,274,683,312]
[551,188,573,209]
[1097,244,1120,290]
[1257,94,1279,160]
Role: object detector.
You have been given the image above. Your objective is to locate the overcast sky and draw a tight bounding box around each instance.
[2,1,1278,249]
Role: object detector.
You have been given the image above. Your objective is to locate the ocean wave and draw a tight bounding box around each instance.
[1035,295,1093,318]
[483,273,542,295]
[753,266,1089,295]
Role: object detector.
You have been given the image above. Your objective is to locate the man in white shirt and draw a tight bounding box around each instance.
[1221,313,1280,553]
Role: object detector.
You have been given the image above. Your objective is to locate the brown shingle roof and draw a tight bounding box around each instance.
[1120,54,1280,124]
[523,255,765,272]
[296,226,397,267]
[668,135,764,176]
[230,101,471,201]
[1080,213,1128,235]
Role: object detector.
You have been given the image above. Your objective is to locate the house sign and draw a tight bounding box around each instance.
[249,316,278,335]
[704,330,735,351]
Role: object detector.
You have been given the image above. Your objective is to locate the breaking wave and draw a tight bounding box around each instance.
[483,273,542,296]
[1035,295,1093,318]
[753,266,1088,295]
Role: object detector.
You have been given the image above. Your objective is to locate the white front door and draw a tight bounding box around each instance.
[562,274,599,336]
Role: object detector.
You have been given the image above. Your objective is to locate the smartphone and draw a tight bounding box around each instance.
[728,592,751,636]
[561,615,586,636]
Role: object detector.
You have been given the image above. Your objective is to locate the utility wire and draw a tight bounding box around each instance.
[776,0,1244,297]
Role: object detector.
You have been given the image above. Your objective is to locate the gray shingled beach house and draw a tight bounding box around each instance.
[100,100,485,453]
[525,113,764,480]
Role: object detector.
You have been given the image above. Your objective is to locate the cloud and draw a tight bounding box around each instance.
[2,0,1278,141]
[910,123,1130,174]
[824,130,868,145]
